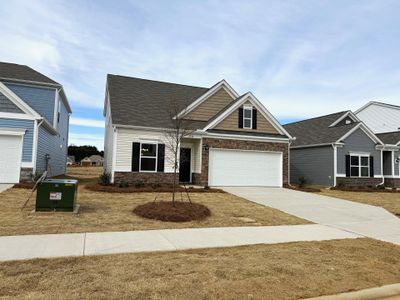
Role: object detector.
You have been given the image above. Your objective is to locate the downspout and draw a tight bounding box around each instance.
[377,148,385,187]
[287,138,296,187]
[331,143,337,188]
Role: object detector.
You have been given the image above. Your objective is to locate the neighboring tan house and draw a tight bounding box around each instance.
[284,111,387,187]
[103,75,293,187]
[67,155,76,165]
[0,62,71,183]
[355,101,400,187]
[81,155,104,167]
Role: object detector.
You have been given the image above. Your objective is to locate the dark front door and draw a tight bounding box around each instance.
[179,148,191,183]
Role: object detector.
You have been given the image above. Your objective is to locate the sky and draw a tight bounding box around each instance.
[1,0,399,150]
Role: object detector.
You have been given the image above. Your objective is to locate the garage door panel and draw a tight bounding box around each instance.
[208,149,282,187]
[0,135,23,183]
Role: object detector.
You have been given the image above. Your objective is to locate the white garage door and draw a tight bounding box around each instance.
[0,135,23,183]
[208,149,282,187]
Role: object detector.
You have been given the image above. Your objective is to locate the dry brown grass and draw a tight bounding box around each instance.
[1,238,399,299]
[0,167,307,236]
[320,189,400,216]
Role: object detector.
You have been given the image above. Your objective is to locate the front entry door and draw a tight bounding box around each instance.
[179,148,191,183]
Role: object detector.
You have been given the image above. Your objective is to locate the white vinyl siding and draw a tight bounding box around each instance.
[103,108,114,174]
[115,128,175,172]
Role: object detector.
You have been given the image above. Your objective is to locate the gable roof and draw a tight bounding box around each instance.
[106,74,209,128]
[284,111,364,147]
[376,131,400,145]
[203,92,292,138]
[0,62,60,86]
[355,101,400,114]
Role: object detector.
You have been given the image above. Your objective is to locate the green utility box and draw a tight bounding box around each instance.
[36,179,78,212]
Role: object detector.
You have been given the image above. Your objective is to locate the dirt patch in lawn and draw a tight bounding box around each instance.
[1,238,399,299]
[320,189,400,216]
[0,167,308,236]
[133,201,211,222]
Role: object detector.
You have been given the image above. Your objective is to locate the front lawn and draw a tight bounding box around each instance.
[0,167,308,236]
[1,238,399,299]
[320,189,400,216]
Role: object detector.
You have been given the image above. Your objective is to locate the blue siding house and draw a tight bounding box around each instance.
[0,62,71,183]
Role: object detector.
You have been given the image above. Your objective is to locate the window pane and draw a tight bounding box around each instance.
[350,156,359,166]
[141,144,157,157]
[361,167,369,177]
[244,119,252,128]
[140,158,156,171]
[350,167,359,177]
[244,109,252,118]
[361,156,369,166]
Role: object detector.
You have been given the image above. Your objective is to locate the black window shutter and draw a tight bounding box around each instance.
[132,142,140,171]
[345,155,350,177]
[369,156,374,177]
[252,109,257,129]
[238,107,243,128]
[157,144,165,172]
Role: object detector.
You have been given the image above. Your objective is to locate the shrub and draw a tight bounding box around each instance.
[151,182,161,190]
[298,176,307,188]
[377,185,385,190]
[118,180,129,188]
[98,172,111,186]
[134,180,145,188]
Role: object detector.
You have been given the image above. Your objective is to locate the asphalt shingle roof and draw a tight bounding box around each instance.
[376,131,400,145]
[0,62,59,85]
[107,74,209,128]
[284,111,360,147]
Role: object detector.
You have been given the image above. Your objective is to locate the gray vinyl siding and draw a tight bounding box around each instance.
[5,83,56,124]
[337,128,381,176]
[35,99,69,177]
[290,146,334,186]
[0,118,34,162]
[0,91,23,113]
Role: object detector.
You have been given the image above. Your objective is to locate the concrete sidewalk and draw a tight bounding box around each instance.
[0,224,360,262]
[223,187,400,245]
[0,184,13,193]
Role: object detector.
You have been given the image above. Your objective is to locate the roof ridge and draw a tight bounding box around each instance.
[376,130,400,135]
[107,73,209,90]
[284,111,349,126]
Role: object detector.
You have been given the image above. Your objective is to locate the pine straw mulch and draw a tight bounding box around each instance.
[86,183,225,193]
[133,201,211,222]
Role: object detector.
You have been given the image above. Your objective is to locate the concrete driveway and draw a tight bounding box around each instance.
[223,187,400,245]
[0,184,13,193]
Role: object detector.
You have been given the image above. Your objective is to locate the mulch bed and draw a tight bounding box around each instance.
[133,201,211,222]
[331,187,400,193]
[86,183,225,193]
[13,182,35,189]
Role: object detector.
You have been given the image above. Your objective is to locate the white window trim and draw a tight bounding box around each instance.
[350,153,370,178]
[243,105,253,129]
[139,142,158,172]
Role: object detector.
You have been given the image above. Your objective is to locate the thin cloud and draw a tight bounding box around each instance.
[70,117,104,128]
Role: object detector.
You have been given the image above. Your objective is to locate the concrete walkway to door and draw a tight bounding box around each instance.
[223,187,400,245]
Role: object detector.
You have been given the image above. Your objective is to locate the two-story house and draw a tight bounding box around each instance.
[0,62,71,183]
[103,75,292,187]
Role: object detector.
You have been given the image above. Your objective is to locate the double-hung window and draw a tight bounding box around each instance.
[350,154,369,177]
[243,106,253,129]
[140,143,158,172]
